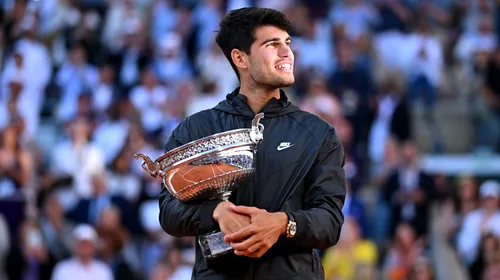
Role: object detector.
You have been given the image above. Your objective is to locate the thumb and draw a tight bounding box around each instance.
[230,205,259,216]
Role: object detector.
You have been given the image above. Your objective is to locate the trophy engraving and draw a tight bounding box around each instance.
[134,113,264,259]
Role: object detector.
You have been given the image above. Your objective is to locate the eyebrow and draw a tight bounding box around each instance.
[260,36,292,46]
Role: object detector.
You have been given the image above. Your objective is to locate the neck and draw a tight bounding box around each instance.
[144,83,155,91]
[485,208,497,215]
[239,80,280,113]
[461,200,476,212]
[79,256,92,266]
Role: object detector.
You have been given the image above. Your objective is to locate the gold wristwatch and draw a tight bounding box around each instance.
[286,213,297,238]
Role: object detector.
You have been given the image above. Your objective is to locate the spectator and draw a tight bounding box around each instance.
[368,71,410,174]
[55,44,99,123]
[0,119,32,196]
[91,63,119,120]
[322,217,378,280]
[382,140,435,239]
[50,116,105,209]
[129,67,170,134]
[442,175,479,245]
[299,73,344,125]
[469,232,500,280]
[39,192,74,270]
[457,180,500,267]
[343,173,368,238]
[454,16,497,74]
[403,16,444,152]
[95,206,140,280]
[382,222,425,280]
[195,41,239,98]
[51,224,113,280]
[67,172,138,235]
[185,79,224,117]
[92,101,131,166]
[329,39,374,148]
[408,256,435,280]
[105,145,141,203]
[151,242,193,280]
[328,0,379,42]
[8,219,53,279]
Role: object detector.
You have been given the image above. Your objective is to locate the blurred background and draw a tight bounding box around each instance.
[0,0,500,279]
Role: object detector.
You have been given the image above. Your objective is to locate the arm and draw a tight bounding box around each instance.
[158,121,220,237]
[456,213,480,265]
[484,85,500,108]
[223,128,346,256]
[287,128,346,250]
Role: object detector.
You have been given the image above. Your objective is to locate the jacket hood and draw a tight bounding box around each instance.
[214,87,299,118]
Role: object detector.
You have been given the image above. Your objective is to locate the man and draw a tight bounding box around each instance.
[159,7,346,279]
[51,224,113,280]
[457,180,500,267]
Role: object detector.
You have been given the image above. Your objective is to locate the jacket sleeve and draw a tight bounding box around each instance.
[158,121,221,237]
[288,128,346,250]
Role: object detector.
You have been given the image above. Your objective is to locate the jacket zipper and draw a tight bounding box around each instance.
[249,115,261,207]
[252,141,259,206]
[312,250,318,272]
[251,116,261,280]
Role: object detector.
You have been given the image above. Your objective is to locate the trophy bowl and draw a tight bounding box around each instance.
[134,113,264,203]
[134,113,265,260]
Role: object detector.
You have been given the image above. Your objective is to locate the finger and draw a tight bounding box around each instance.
[230,235,259,251]
[234,241,262,256]
[224,226,255,243]
[242,245,268,258]
[230,205,260,216]
[249,247,266,258]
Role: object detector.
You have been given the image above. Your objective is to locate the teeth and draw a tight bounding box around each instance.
[276,64,291,70]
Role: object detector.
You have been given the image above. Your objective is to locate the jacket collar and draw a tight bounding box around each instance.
[214,87,298,118]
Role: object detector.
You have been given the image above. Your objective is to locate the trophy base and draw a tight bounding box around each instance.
[198,230,233,260]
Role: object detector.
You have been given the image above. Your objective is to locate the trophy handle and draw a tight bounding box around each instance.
[250,113,264,144]
[134,153,164,179]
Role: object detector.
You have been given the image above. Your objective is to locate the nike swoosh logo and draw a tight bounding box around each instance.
[277,144,294,151]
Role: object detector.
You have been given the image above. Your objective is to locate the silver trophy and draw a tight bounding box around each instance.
[134,113,264,260]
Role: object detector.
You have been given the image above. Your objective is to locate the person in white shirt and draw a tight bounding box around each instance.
[457,180,500,266]
[51,224,113,280]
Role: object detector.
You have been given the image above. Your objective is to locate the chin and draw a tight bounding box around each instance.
[273,74,295,88]
[278,77,295,88]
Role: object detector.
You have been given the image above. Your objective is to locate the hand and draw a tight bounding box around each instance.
[410,189,426,204]
[224,206,288,258]
[213,201,251,237]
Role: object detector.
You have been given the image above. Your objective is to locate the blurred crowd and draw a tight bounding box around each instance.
[1,0,500,279]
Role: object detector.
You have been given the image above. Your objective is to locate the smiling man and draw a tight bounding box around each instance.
[159,7,346,280]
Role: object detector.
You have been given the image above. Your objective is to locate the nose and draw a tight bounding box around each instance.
[278,44,293,58]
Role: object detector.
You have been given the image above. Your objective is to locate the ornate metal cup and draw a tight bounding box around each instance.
[134,113,264,260]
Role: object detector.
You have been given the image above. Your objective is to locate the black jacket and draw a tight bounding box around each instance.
[159,88,346,280]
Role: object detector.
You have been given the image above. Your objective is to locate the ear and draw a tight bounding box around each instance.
[231,49,248,70]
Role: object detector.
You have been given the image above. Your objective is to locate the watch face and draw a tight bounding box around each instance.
[290,223,297,235]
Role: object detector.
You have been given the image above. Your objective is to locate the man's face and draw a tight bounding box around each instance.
[484,195,499,211]
[244,25,295,88]
[76,239,95,259]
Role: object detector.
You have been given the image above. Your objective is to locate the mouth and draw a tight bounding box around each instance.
[275,62,293,72]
